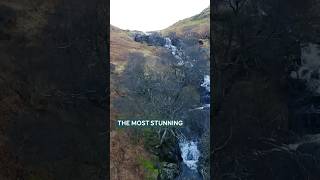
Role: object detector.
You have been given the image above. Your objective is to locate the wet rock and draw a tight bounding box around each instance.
[158,140,182,163]
[134,33,148,43]
[148,33,166,46]
[134,33,166,46]
[158,162,179,180]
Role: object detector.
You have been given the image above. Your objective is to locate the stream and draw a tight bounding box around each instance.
[164,36,209,180]
[134,32,210,179]
[175,74,210,180]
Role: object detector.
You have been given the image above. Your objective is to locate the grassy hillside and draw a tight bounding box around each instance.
[110,26,162,180]
[161,7,210,39]
[110,25,159,73]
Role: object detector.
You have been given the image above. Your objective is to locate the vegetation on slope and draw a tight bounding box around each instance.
[110,6,211,179]
[161,7,210,39]
[110,26,163,180]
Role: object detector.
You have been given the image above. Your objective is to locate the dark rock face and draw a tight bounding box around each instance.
[167,33,181,47]
[213,0,320,179]
[134,32,166,46]
[200,86,210,104]
[158,138,182,164]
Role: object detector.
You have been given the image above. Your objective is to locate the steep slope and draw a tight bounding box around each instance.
[110,26,160,180]
[110,25,159,73]
[110,7,210,180]
[161,7,210,39]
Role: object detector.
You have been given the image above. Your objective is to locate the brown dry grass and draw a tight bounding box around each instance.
[110,130,152,180]
[110,26,159,180]
[110,25,158,73]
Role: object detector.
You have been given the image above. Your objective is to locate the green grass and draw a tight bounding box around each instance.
[138,156,159,180]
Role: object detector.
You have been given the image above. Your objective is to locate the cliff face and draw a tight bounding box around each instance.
[213,1,320,179]
[0,0,107,179]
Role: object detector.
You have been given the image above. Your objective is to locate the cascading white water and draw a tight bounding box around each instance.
[164,36,209,179]
[178,74,210,176]
[164,37,203,173]
[134,34,209,178]
[179,140,200,170]
[164,37,172,48]
[164,37,185,65]
[191,75,210,110]
[165,37,176,51]
[201,75,210,92]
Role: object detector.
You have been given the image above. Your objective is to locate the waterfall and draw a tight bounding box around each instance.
[179,140,200,170]
[165,37,173,48]
[164,37,209,179]
[134,34,209,179]
[201,75,210,92]
[164,37,184,65]
[177,74,210,180]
